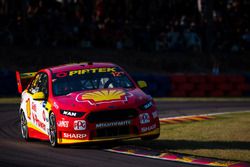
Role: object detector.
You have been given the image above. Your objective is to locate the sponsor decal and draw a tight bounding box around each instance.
[62,110,76,117]
[57,120,69,128]
[152,111,158,119]
[74,120,86,130]
[60,110,85,117]
[53,102,59,109]
[76,90,133,104]
[69,68,116,76]
[32,113,46,131]
[26,98,31,119]
[42,101,52,111]
[141,124,156,133]
[140,101,153,110]
[65,111,76,117]
[54,68,117,78]
[81,90,125,102]
[112,71,124,77]
[31,102,37,112]
[144,101,153,110]
[139,113,150,124]
[96,120,131,129]
[42,110,46,122]
[63,132,86,139]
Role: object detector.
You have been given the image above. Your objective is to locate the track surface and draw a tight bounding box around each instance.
[0,101,249,167]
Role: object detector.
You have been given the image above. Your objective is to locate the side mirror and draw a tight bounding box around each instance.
[137,81,147,88]
[32,92,45,100]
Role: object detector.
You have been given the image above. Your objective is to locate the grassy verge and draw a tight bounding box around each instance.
[125,112,250,162]
[154,97,250,102]
[0,97,20,104]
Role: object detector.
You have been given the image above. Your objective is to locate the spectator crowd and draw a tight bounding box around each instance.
[0,0,249,53]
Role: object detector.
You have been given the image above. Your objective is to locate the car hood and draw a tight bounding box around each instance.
[53,88,149,112]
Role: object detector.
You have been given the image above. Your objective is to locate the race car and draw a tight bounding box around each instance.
[16,62,160,147]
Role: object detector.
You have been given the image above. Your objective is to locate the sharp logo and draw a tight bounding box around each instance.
[141,124,156,133]
[63,133,86,139]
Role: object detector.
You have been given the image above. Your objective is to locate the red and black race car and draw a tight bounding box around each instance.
[16,62,160,147]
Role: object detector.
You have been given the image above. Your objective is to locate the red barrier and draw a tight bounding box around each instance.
[170,75,187,83]
[209,90,225,97]
[228,91,242,97]
[187,75,206,83]
[169,74,250,97]
[228,75,245,83]
[190,91,206,97]
[217,83,233,91]
[237,83,250,91]
[171,91,187,97]
[178,83,194,91]
[198,84,214,91]
[207,75,227,83]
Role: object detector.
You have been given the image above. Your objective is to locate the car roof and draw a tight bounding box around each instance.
[49,62,119,73]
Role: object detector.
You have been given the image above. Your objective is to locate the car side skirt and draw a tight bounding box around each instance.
[27,122,49,140]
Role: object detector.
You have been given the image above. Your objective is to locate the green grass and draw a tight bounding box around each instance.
[125,112,250,162]
[0,97,20,104]
[154,97,250,102]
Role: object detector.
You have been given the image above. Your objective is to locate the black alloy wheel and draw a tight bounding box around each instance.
[49,112,58,147]
[20,111,29,140]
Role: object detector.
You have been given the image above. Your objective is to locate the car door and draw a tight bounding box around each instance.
[27,72,49,135]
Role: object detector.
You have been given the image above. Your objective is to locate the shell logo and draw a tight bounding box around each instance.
[80,90,126,102]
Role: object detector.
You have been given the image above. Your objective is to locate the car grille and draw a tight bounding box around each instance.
[94,126,138,138]
[87,109,138,123]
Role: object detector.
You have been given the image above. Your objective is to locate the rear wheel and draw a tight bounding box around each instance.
[49,112,58,147]
[20,111,30,141]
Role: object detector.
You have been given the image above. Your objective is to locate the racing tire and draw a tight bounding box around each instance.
[141,134,160,141]
[20,111,30,141]
[49,112,58,147]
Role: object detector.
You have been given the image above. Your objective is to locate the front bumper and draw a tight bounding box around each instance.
[57,128,160,144]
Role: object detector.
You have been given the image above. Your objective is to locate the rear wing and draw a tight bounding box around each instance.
[16,71,37,94]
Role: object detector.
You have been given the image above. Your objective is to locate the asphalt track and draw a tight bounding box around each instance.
[0,101,250,167]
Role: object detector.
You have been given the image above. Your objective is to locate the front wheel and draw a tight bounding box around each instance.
[20,111,30,141]
[49,112,58,147]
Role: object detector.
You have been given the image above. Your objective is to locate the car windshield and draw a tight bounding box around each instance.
[52,67,135,96]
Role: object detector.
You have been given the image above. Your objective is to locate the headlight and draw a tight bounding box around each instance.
[60,110,85,117]
[139,101,153,110]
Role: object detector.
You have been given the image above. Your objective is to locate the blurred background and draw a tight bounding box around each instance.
[1,0,250,97]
